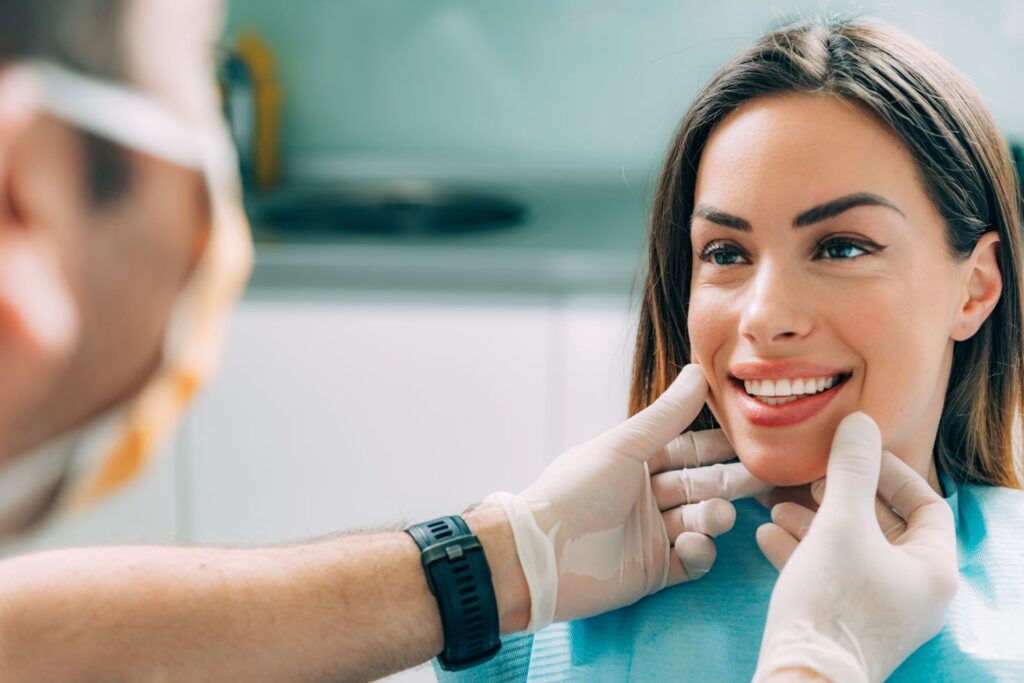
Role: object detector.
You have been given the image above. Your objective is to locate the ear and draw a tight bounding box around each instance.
[951,231,1002,342]
[0,69,79,433]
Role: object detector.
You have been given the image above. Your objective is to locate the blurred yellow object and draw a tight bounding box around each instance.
[235,29,282,190]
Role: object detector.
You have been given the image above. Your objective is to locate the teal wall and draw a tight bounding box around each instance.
[224,1,1024,178]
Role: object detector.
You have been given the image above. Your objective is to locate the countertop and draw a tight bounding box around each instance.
[246,175,653,294]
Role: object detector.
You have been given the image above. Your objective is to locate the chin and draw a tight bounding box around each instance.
[738,443,828,487]
[709,399,840,487]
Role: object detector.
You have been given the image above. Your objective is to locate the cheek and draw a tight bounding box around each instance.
[686,287,733,387]
[848,284,953,449]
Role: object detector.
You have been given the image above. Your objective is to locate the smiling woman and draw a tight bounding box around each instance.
[635,36,1023,493]
[438,14,1024,682]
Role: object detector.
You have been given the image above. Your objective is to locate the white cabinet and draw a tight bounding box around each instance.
[181,291,557,545]
[553,293,636,452]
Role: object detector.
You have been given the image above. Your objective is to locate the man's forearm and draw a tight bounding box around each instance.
[0,504,528,682]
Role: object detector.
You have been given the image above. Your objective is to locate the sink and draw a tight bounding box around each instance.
[248,181,525,237]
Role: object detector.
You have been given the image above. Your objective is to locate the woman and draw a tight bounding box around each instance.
[443,15,1024,681]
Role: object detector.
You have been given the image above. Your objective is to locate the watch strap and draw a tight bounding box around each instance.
[407,515,501,671]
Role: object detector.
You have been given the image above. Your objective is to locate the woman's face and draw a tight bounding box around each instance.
[688,93,968,487]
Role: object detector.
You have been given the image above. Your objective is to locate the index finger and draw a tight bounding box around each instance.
[602,364,708,462]
[649,429,735,475]
[652,461,773,508]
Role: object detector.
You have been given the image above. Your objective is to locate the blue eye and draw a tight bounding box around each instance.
[817,238,872,260]
[699,241,749,266]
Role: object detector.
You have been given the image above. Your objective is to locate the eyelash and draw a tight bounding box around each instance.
[697,236,885,266]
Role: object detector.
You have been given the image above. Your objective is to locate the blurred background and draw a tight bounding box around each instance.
[18,1,1024,678]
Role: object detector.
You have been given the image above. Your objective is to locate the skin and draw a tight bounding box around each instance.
[687,93,1002,490]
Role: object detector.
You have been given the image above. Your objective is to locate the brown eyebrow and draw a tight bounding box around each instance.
[690,192,906,232]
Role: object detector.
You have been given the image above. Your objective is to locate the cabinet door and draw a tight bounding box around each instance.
[182,293,553,546]
[554,293,636,454]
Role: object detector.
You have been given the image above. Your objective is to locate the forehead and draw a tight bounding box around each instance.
[694,93,924,215]
[123,0,225,124]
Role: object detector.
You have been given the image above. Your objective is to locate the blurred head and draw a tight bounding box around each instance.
[632,17,1023,488]
[0,0,226,463]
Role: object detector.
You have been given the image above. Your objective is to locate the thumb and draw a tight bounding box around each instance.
[606,364,708,462]
[819,412,883,520]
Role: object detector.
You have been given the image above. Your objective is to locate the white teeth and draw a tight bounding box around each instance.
[742,374,845,401]
[761,395,801,406]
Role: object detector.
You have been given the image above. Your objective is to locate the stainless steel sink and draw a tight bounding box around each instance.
[248,182,525,237]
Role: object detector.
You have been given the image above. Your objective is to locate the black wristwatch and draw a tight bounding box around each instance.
[406,515,501,671]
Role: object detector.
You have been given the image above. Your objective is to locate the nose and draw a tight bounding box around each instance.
[737,262,814,346]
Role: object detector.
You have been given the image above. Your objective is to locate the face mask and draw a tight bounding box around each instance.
[0,60,253,530]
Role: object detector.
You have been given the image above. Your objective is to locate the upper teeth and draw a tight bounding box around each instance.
[744,375,841,397]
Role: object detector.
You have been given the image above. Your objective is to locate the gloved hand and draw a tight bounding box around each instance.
[753,412,959,683]
[487,364,771,632]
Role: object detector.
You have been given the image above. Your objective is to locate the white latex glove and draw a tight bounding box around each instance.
[487,364,771,632]
[753,412,959,683]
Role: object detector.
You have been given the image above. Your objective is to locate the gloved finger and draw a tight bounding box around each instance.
[755,523,798,571]
[818,412,883,522]
[875,495,907,542]
[810,477,826,506]
[877,450,942,521]
[755,484,816,513]
[603,364,708,463]
[877,450,954,553]
[648,429,734,475]
[815,475,908,540]
[667,531,717,584]
[666,548,688,586]
[652,461,773,509]
[770,501,815,541]
[662,498,736,540]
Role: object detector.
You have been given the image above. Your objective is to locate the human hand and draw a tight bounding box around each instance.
[486,364,770,633]
[754,413,958,683]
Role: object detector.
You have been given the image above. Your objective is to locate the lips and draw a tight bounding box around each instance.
[726,361,852,428]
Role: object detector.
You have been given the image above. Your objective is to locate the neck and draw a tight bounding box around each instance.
[924,458,942,495]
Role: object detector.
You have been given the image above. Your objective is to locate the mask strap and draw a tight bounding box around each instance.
[19,60,204,170]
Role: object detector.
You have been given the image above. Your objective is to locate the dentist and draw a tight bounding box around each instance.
[0,1,956,681]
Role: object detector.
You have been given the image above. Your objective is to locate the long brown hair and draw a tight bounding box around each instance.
[631,16,1024,488]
